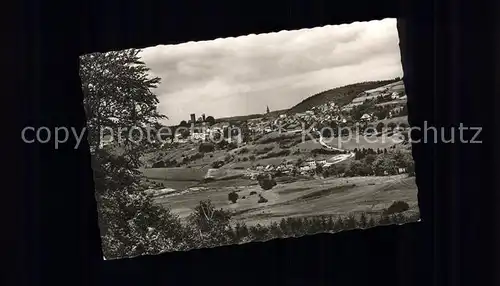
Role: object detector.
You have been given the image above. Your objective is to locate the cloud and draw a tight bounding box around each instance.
[139,18,403,124]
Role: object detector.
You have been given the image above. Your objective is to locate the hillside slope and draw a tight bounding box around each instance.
[287,78,402,114]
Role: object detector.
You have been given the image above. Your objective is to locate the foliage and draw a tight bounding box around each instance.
[315,164,324,175]
[255,146,275,155]
[185,200,236,247]
[199,142,215,153]
[81,49,192,259]
[151,161,165,168]
[227,142,238,150]
[372,155,398,176]
[387,122,397,130]
[374,107,390,120]
[257,195,269,204]
[257,173,277,190]
[228,191,239,204]
[322,164,343,177]
[383,201,410,215]
[344,160,373,177]
[92,150,189,258]
[205,116,216,125]
[351,100,376,121]
[211,160,225,168]
[376,122,385,132]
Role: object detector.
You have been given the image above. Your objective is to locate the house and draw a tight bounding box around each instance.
[317,159,327,165]
[305,159,317,168]
[191,132,205,141]
[300,165,312,172]
[360,113,372,121]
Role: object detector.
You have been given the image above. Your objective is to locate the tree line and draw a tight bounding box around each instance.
[322,149,415,178]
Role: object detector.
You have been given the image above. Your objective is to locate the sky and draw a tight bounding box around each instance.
[139,18,403,125]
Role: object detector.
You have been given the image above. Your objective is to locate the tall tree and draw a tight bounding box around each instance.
[80,49,187,259]
[205,116,216,125]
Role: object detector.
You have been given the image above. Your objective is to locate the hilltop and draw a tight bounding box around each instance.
[176,78,402,125]
[287,78,402,114]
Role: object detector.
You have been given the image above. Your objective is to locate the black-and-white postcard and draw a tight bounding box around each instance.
[79,18,419,260]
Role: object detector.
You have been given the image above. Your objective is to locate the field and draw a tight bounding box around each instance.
[375,99,407,107]
[153,174,418,226]
[372,115,408,126]
[310,134,402,150]
[141,167,209,181]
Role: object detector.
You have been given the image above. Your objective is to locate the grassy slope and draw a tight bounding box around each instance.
[287,78,402,114]
[155,175,418,226]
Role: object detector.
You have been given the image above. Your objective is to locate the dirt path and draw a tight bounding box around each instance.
[317,131,355,164]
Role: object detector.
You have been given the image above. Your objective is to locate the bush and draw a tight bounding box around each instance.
[152,161,165,168]
[249,155,256,161]
[242,157,249,162]
[383,201,410,215]
[202,177,215,183]
[257,195,268,203]
[199,142,215,153]
[261,179,277,190]
[227,142,238,150]
[228,191,239,203]
[238,147,249,154]
[211,160,225,168]
[257,173,277,190]
[255,146,274,155]
[249,191,257,196]
[388,122,397,131]
[407,162,415,176]
[359,213,368,228]
[344,160,373,177]
[311,148,341,156]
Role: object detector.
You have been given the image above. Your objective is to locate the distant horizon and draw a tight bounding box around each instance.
[140,18,403,125]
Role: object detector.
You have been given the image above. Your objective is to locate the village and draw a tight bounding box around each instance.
[153,79,410,179]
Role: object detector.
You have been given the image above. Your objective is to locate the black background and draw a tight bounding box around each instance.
[10,0,499,285]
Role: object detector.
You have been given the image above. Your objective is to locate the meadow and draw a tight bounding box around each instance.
[152,174,418,227]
